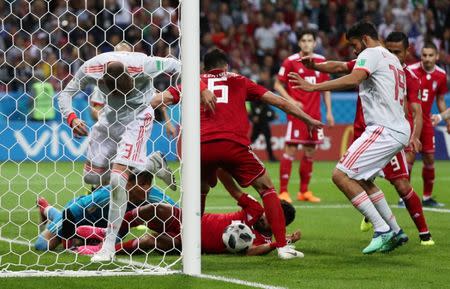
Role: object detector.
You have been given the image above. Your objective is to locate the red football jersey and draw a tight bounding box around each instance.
[277,53,330,120]
[408,62,448,120]
[201,193,264,254]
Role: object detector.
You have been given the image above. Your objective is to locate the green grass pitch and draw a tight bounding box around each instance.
[0,160,449,289]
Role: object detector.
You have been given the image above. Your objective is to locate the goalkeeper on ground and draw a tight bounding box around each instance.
[57,49,180,262]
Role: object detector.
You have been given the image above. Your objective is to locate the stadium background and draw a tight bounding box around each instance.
[1,0,449,163]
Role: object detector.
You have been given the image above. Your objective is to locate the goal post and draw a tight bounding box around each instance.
[180,0,202,276]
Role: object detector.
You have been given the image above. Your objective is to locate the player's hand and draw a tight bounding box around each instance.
[288,72,316,92]
[410,137,422,153]
[326,112,335,126]
[306,118,324,130]
[300,56,315,70]
[71,118,88,137]
[165,122,178,139]
[287,230,301,243]
[431,114,442,126]
[446,122,450,134]
[201,89,217,113]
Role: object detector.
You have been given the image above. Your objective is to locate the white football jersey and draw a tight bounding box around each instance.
[353,46,410,144]
[58,51,180,124]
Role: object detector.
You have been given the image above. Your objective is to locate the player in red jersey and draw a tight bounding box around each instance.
[300,32,434,245]
[432,108,450,124]
[408,42,449,207]
[73,170,302,257]
[157,48,320,259]
[275,29,334,204]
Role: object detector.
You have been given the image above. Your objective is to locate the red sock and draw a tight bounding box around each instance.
[300,155,313,193]
[422,165,435,199]
[402,188,429,234]
[115,239,139,254]
[279,153,293,193]
[261,188,287,247]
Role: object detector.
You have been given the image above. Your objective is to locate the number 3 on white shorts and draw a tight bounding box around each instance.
[208,77,229,103]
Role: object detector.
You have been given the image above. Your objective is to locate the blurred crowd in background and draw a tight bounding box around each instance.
[0,0,449,120]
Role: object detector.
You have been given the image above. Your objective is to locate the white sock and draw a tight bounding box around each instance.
[369,190,401,234]
[351,192,390,233]
[102,170,128,252]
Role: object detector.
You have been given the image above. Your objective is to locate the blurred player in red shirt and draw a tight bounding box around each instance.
[158,48,320,259]
[300,32,434,245]
[275,29,334,204]
[408,42,449,207]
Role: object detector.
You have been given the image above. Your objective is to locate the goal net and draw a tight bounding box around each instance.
[0,0,200,277]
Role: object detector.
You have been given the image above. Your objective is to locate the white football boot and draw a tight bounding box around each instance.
[277,245,305,259]
[90,244,115,262]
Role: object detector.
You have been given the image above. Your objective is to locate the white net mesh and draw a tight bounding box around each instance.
[0,0,184,275]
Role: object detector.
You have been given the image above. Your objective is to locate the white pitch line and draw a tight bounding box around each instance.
[0,237,287,289]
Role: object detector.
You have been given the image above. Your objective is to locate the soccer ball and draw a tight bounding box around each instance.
[222,221,255,253]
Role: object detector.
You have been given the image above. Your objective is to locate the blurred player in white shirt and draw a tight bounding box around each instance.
[289,22,409,254]
[57,47,180,262]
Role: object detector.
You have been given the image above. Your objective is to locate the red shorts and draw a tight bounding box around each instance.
[201,140,266,188]
[420,122,435,153]
[285,118,324,145]
[161,206,181,239]
[383,150,409,181]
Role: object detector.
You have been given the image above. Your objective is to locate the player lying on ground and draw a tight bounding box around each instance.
[432,108,450,125]
[289,22,410,254]
[74,169,302,257]
[35,170,177,251]
[57,46,183,262]
[300,31,433,245]
[154,48,321,259]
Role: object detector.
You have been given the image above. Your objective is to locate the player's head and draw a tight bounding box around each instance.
[346,21,379,55]
[102,61,133,95]
[127,171,154,203]
[203,48,229,71]
[385,32,409,64]
[114,42,132,52]
[421,42,438,71]
[297,29,316,55]
[253,200,296,235]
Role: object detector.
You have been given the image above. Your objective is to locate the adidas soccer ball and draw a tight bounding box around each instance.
[222,221,255,253]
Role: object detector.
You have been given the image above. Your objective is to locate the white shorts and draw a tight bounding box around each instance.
[336,125,405,181]
[86,106,154,170]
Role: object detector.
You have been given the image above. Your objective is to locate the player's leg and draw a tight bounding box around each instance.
[422,152,442,206]
[144,151,176,191]
[279,143,296,203]
[297,144,320,202]
[262,123,276,161]
[406,150,416,182]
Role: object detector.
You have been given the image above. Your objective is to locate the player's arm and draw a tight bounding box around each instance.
[57,68,94,137]
[144,56,181,77]
[288,69,367,92]
[323,90,334,126]
[246,243,277,256]
[436,93,450,133]
[260,91,323,130]
[410,102,423,152]
[159,105,177,139]
[274,78,297,105]
[432,108,450,126]
[302,56,350,74]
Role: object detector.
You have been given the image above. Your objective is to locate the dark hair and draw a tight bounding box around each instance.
[103,62,133,94]
[297,29,316,41]
[386,31,409,49]
[203,48,228,71]
[423,41,438,52]
[280,200,296,226]
[346,21,379,41]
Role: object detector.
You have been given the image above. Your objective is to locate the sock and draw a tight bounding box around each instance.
[300,155,313,193]
[76,225,106,241]
[407,161,414,182]
[368,190,401,233]
[102,170,129,252]
[351,192,390,232]
[261,188,287,247]
[46,207,60,222]
[279,153,294,193]
[402,188,429,234]
[115,239,139,254]
[422,165,435,199]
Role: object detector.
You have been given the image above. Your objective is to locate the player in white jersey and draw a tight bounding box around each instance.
[289,22,409,254]
[58,49,180,262]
